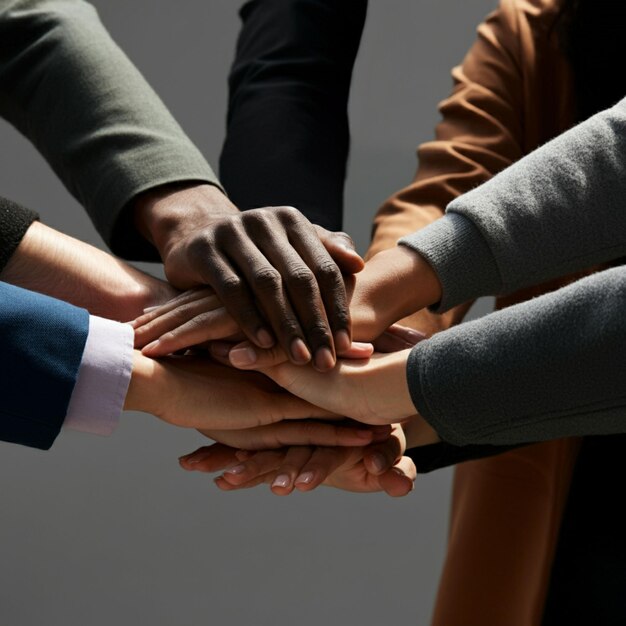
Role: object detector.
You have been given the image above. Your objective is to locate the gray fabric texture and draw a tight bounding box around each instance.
[398,97,626,445]
[0,0,221,260]
[400,96,626,311]
[408,266,626,446]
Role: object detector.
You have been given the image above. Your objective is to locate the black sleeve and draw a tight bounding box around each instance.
[220,0,368,231]
[0,196,38,272]
[406,441,526,474]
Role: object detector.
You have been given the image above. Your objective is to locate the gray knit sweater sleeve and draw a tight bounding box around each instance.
[399,97,626,311]
[407,266,626,446]
[0,0,221,260]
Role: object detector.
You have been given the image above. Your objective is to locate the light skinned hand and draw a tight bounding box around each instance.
[132,287,241,355]
[180,425,416,497]
[209,341,417,425]
[123,352,339,431]
[132,285,424,361]
[349,245,443,341]
[134,183,365,371]
[196,420,393,451]
[206,324,424,372]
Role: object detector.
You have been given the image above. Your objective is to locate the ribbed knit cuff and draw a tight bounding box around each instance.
[399,212,502,312]
[0,197,39,272]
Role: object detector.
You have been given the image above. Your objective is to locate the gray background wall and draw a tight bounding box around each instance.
[0,1,495,624]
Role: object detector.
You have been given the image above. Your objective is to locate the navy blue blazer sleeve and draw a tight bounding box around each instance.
[0,281,89,449]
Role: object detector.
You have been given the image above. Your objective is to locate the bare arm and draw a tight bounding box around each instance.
[0,221,176,320]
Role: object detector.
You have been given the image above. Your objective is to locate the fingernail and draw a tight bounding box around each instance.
[256,328,274,348]
[370,453,387,474]
[178,455,195,469]
[314,347,335,371]
[295,471,315,485]
[290,338,311,364]
[272,474,291,489]
[335,330,351,354]
[224,464,246,475]
[142,340,161,354]
[230,346,258,367]
[179,448,213,468]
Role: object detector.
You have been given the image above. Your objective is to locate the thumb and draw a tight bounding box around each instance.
[219,341,289,370]
[315,226,365,274]
[223,340,374,369]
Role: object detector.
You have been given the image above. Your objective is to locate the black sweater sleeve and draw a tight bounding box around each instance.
[0,196,38,272]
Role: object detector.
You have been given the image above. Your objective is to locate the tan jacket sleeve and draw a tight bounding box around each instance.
[368,1,525,262]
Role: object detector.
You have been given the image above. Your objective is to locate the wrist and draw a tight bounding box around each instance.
[352,247,442,335]
[1,221,177,320]
[123,350,161,414]
[358,350,416,422]
[402,415,441,447]
[133,182,238,259]
[374,246,441,318]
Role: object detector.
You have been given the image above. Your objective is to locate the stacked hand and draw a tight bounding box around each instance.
[179,424,416,498]
[134,183,365,370]
[129,183,443,497]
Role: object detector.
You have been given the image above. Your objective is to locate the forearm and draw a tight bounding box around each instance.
[219,0,367,230]
[407,266,626,446]
[365,202,469,336]
[0,221,176,320]
[350,245,443,339]
[0,0,219,259]
[401,98,626,311]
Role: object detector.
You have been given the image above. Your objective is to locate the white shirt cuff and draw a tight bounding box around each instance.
[63,315,134,436]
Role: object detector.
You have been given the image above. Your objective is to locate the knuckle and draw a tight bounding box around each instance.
[304,322,330,343]
[171,302,195,322]
[332,306,350,329]
[286,266,315,292]
[184,313,212,331]
[252,267,282,293]
[277,205,301,219]
[217,275,243,299]
[314,260,342,286]
[213,218,237,238]
[278,206,307,226]
[279,318,301,337]
[187,234,214,260]
[242,209,272,233]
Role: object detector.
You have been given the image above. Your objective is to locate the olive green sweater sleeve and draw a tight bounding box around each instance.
[0,0,221,260]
